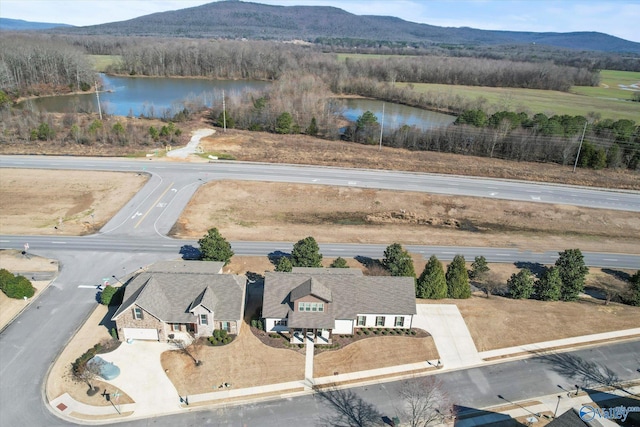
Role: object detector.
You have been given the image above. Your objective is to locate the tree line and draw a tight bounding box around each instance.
[0,34,96,98]
[194,228,640,307]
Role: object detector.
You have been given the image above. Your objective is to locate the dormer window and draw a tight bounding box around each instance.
[299,302,324,312]
[133,307,143,320]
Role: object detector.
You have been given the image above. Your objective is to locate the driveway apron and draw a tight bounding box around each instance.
[99,340,181,417]
[412,304,482,369]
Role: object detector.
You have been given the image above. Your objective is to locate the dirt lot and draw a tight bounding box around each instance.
[419,263,640,352]
[198,128,640,190]
[0,250,59,329]
[0,169,147,235]
[171,181,640,253]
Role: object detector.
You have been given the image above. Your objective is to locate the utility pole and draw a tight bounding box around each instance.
[95,81,103,120]
[222,90,226,132]
[572,121,588,172]
[378,102,385,150]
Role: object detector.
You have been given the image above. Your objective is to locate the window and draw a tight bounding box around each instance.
[133,307,143,320]
[357,316,366,326]
[375,316,385,327]
[221,321,231,332]
[171,323,181,331]
[298,302,324,312]
[275,319,288,326]
[394,316,404,327]
[200,314,208,325]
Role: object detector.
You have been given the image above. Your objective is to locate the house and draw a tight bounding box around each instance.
[111,260,246,342]
[262,268,416,343]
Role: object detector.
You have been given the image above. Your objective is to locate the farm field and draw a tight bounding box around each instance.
[570,69,640,101]
[396,79,639,121]
[88,54,121,72]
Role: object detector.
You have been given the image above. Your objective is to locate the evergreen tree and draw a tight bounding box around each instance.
[555,249,589,301]
[330,257,349,268]
[306,117,318,136]
[445,255,470,299]
[197,227,234,265]
[507,269,535,299]
[382,243,416,278]
[470,256,490,280]
[417,255,447,299]
[291,236,322,267]
[628,270,640,306]
[275,257,293,272]
[535,267,562,301]
[275,112,293,134]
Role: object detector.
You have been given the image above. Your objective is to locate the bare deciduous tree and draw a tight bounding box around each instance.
[314,385,382,427]
[396,377,451,427]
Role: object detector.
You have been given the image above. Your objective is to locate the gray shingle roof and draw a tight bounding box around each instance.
[290,277,333,302]
[147,260,224,275]
[262,272,416,322]
[291,267,363,275]
[112,262,245,323]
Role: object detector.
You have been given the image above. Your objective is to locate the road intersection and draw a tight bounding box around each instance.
[0,155,639,426]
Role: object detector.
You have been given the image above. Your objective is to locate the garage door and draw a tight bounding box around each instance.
[122,328,158,341]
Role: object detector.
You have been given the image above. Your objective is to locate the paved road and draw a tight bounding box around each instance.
[1,155,639,426]
[119,340,640,427]
[2,235,640,269]
[2,155,639,212]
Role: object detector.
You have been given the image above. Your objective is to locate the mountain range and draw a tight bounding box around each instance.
[5,1,640,54]
[0,17,73,31]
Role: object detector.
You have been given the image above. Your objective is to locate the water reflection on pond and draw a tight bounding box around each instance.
[21,75,455,131]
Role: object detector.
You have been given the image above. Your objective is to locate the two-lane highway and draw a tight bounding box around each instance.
[2,155,640,212]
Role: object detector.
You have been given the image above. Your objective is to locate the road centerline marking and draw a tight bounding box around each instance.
[135,182,174,228]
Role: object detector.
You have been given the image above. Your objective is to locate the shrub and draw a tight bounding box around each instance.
[0,272,35,299]
[251,319,258,328]
[356,331,362,336]
[110,328,118,340]
[410,330,416,335]
[100,286,118,305]
[381,330,387,335]
[363,330,370,335]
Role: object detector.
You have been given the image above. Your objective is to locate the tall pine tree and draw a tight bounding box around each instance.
[382,243,416,278]
[417,255,447,299]
[555,249,589,301]
[535,267,562,301]
[446,255,470,299]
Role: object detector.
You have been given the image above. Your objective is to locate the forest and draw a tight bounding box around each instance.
[0,33,638,171]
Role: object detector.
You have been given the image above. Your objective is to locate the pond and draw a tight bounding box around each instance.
[22,74,269,118]
[21,75,455,131]
[341,98,456,131]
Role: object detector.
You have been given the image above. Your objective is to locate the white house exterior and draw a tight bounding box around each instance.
[112,260,246,342]
[262,268,416,343]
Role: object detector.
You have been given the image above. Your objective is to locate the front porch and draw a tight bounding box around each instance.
[290,328,332,344]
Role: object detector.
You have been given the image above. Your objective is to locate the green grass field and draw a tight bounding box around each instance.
[396,77,639,121]
[88,55,121,72]
[569,70,640,102]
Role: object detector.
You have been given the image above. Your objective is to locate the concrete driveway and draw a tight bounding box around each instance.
[99,340,182,417]
[412,304,482,369]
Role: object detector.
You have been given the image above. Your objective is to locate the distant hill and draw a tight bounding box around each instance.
[0,17,74,31]
[50,1,640,54]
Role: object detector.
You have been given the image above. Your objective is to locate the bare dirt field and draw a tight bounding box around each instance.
[199,128,640,190]
[417,263,640,352]
[0,249,58,329]
[172,181,640,254]
[0,169,148,235]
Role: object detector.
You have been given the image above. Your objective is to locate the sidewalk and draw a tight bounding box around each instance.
[48,319,640,423]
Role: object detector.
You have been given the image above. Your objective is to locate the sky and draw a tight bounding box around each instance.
[1,0,639,43]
